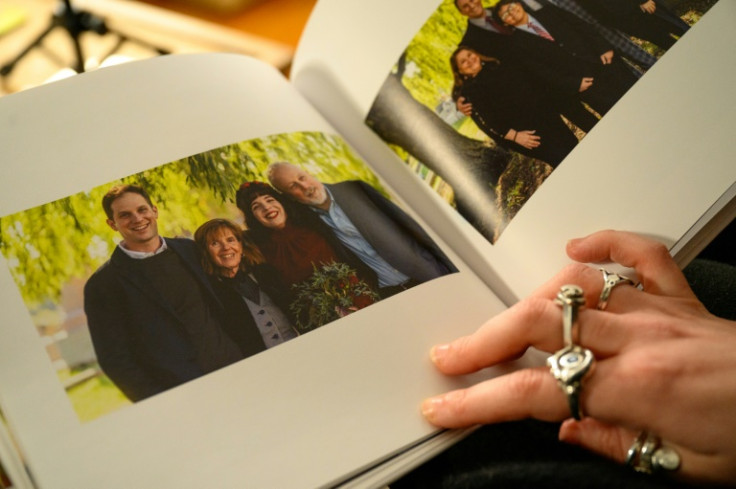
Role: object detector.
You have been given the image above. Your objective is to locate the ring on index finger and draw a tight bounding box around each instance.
[547,285,595,420]
[597,269,635,310]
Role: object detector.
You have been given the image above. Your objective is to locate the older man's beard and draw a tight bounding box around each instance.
[304,187,328,206]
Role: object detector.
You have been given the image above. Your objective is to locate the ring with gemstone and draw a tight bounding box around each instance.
[626,431,681,474]
[548,285,595,420]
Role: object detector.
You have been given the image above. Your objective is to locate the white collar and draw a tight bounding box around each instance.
[118,236,168,259]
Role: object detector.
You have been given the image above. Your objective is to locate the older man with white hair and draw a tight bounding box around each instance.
[267,162,456,299]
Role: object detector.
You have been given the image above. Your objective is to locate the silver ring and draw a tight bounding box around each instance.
[547,285,594,420]
[626,431,681,474]
[597,269,634,310]
[555,284,585,347]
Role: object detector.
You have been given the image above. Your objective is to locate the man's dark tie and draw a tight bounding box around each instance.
[528,20,555,41]
[485,13,511,34]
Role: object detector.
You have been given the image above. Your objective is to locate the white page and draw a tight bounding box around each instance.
[0,54,530,488]
[292,0,736,301]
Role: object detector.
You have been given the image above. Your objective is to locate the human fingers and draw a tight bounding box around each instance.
[422,366,570,428]
[531,262,644,319]
[566,230,693,298]
[425,342,657,430]
[642,1,656,14]
[559,418,634,463]
[426,319,736,446]
[430,298,562,376]
[560,418,736,485]
[432,300,634,380]
[430,264,604,375]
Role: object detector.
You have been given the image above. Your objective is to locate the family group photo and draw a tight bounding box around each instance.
[366,0,717,243]
[0,131,456,421]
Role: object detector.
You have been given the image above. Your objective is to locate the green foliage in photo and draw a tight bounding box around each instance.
[0,130,386,422]
[0,131,382,307]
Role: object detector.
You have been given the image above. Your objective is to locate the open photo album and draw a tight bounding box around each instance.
[0,0,734,487]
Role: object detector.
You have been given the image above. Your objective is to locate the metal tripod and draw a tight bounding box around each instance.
[1,0,169,77]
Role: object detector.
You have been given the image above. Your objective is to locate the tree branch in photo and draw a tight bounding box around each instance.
[367,52,511,242]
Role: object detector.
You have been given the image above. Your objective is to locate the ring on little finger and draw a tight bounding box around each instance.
[626,431,681,474]
[547,285,595,420]
[597,269,635,310]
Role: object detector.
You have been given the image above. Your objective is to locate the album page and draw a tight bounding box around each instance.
[292,0,736,302]
[0,53,523,488]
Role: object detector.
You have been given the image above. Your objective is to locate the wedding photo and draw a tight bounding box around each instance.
[0,130,455,420]
[366,0,718,243]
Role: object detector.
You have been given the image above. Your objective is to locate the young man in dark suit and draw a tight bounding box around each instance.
[452,0,599,132]
[84,185,245,401]
[494,0,637,116]
[455,0,516,59]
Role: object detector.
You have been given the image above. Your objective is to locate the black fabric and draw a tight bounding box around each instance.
[459,15,515,61]
[209,264,294,358]
[505,4,637,115]
[132,248,243,372]
[460,60,580,167]
[684,219,736,320]
[695,218,736,267]
[684,259,736,321]
[577,0,688,50]
[84,238,241,401]
[233,272,262,305]
[392,421,691,489]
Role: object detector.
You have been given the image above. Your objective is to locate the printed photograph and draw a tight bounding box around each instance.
[0,131,456,421]
[366,0,718,243]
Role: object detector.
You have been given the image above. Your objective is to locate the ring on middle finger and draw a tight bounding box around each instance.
[547,284,595,420]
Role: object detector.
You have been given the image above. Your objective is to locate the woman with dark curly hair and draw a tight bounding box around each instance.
[450,45,594,168]
[236,181,377,330]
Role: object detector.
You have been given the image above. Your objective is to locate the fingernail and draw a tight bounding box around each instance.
[566,237,583,250]
[558,418,581,444]
[421,396,444,422]
[430,344,450,365]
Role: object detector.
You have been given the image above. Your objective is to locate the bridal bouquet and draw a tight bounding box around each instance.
[289,262,379,332]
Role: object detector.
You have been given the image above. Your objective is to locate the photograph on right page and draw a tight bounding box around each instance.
[365,0,717,244]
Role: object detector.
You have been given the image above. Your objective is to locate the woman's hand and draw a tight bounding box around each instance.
[600,50,614,65]
[507,129,541,149]
[456,96,473,116]
[640,0,657,14]
[579,77,594,92]
[421,230,736,485]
